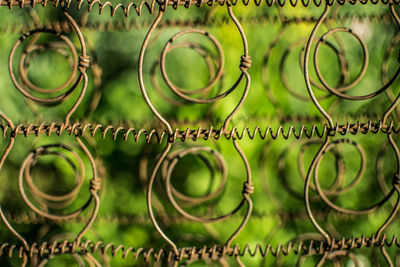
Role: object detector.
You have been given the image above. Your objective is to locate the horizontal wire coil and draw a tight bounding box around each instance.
[0,235,398,262]
[0,1,399,265]
[0,120,398,143]
[0,0,399,17]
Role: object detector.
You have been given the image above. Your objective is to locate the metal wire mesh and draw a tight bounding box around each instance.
[0,0,400,266]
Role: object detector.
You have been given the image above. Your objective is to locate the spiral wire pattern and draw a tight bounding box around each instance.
[0,0,400,266]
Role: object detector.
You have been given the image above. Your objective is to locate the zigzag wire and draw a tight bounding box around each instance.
[0,235,398,262]
[0,121,398,143]
[0,0,399,265]
[0,0,399,17]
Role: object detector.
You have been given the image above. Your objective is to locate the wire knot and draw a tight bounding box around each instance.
[79,55,91,69]
[242,182,254,197]
[240,55,252,70]
[90,179,101,193]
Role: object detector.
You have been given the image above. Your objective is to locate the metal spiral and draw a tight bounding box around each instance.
[2,0,400,16]
[0,1,399,266]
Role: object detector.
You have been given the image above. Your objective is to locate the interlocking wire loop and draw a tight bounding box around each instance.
[145,139,253,254]
[18,34,78,97]
[9,31,78,104]
[8,10,90,125]
[281,38,349,101]
[21,144,84,210]
[276,139,356,201]
[313,27,371,100]
[161,146,228,211]
[160,29,225,104]
[152,39,224,106]
[18,143,94,220]
[304,2,400,128]
[300,5,400,266]
[138,4,251,133]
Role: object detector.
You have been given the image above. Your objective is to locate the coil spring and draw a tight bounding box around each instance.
[0,235,398,262]
[1,0,399,17]
[0,121,398,143]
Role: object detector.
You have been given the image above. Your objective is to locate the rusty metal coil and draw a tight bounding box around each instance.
[1,0,400,16]
[0,121,400,144]
[18,143,99,220]
[0,121,399,142]
[0,1,400,266]
[7,11,91,126]
[0,234,398,262]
